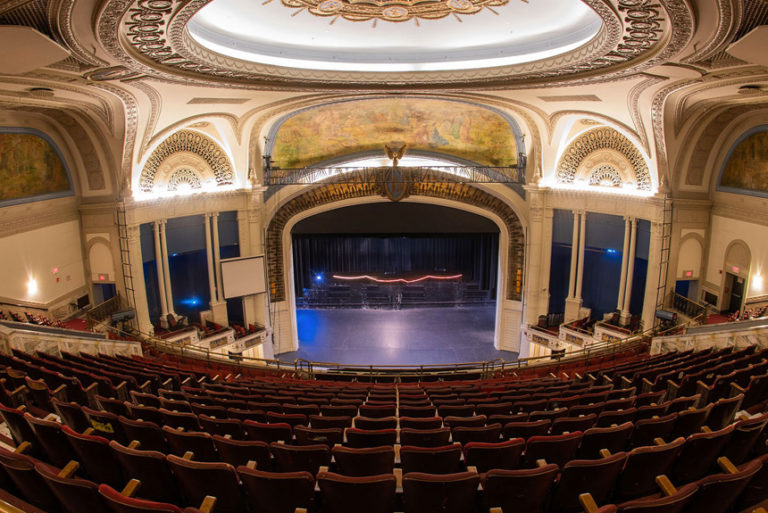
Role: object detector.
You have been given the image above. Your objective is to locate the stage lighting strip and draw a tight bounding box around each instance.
[332,273,463,284]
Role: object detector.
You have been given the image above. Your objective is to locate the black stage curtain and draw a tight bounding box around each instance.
[292,233,498,296]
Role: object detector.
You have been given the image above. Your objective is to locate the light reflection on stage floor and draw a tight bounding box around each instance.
[276,305,518,366]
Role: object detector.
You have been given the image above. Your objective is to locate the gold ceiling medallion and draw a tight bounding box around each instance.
[281,0,514,23]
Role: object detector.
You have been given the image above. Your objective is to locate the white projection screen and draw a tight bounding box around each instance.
[221,256,266,299]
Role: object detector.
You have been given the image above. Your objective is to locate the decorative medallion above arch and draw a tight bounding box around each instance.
[555,127,652,191]
[138,130,234,193]
[268,98,521,169]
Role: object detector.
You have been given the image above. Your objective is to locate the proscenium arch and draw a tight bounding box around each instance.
[265,176,525,304]
[270,192,521,353]
[264,97,526,169]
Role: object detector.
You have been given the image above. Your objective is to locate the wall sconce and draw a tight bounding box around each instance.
[753,273,764,291]
[27,277,38,296]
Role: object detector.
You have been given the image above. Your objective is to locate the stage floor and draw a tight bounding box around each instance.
[276,305,518,366]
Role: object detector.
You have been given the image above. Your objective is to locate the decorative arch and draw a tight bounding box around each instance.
[266,173,525,302]
[676,233,703,280]
[138,130,234,193]
[723,239,751,278]
[556,127,651,190]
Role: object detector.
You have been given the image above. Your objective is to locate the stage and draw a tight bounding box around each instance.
[277,305,518,366]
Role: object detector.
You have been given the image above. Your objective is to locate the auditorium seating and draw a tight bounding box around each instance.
[0,344,767,512]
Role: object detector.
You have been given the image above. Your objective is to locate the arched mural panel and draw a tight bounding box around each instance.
[269,98,519,169]
[718,126,768,197]
[0,127,73,206]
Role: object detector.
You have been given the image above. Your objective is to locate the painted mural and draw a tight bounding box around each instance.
[0,132,70,203]
[720,130,768,194]
[272,99,517,168]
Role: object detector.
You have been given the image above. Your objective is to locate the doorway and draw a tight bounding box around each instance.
[722,273,745,314]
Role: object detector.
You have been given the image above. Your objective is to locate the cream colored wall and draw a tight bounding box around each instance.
[0,219,86,305]
[706,215,768,301]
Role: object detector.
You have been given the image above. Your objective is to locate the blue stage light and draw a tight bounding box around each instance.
[606,248,617,254]
[179,296,201,306]
[315,274,323,282]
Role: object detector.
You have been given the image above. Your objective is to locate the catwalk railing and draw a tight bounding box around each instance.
[263,165,525,186]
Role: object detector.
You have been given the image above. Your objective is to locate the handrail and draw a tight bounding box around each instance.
[102,316,663,381]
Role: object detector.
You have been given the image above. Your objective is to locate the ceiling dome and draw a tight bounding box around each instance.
[187,0,603,72]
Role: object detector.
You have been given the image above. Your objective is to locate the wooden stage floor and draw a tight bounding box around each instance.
[276,305,518,367]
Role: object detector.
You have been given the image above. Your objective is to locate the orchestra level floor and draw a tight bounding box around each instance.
[276,305,518,366]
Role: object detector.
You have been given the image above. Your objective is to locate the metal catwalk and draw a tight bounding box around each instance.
[277,305,518,367]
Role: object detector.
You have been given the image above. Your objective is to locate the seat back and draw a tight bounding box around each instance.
[294,425,343,446]
[671,424,734,483]
[615,482,698,513]
[97,484,186,513]
[577,422,634,459]
[629,413,678,448]
[550,413,597,435]
[166,454,245,513]
[82,406,127,443]
[345,428,397,448]
[705,394,743,431]
[269,442,330,473]
[62,425,125,488]
[723,412,768,465]
[318,471,396,513]
[400,444,462,474]
[503,419,551,440]
[0,448,62,512]
[669,404,712,439]
[402,471,480,513]
[118,416,167,453]
[463,439,524,473]
[0,403,42,456]
[243,420,293,443]
[596,408,637,428]
[354,416,398,430]
[523,431,583,469]
[34,461,111,513]
[399,427,451,447]
[212,435,271,470]
[109,441,182,504]
[332,446,395,477]
[239,467,316,513]
[614,437,685,501]
[162,426,218,462]
[51,398,91,433]
[451,423,502,444]
[684,457,763,513]
[158,409,200,432]
[399,417,443,430]
[309,415,352,429]
[550,452,627,513]
[483,464,559,513]
[24,412,77,467]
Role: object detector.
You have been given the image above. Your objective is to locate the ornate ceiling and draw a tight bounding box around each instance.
[0,0,766,203]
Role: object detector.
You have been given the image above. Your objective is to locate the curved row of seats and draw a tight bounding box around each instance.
[2,344,768,513]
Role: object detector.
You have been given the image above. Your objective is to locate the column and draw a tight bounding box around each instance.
[212,212,223,303]
[126,225,153,334]
[641,220,664,329]
[567,211,579,299]
[159,219,175,314]
[575,211,587,300]
[616,217,631,312]
[204,213,217,308]
[621,217,637,318]
[153,221,168,317]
